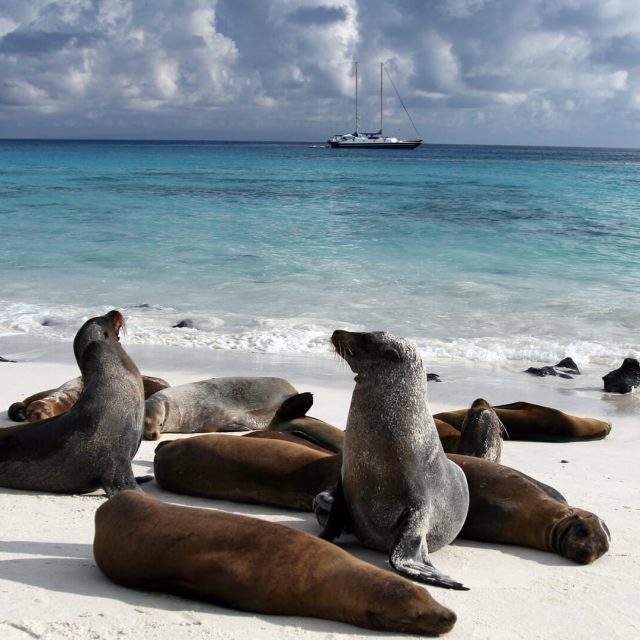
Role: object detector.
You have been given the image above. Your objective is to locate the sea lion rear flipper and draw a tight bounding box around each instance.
[317,476,348,542]
[273,392,314,422]
[390,508,469,591]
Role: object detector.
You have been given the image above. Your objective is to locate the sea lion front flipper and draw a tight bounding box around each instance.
[390,508,468,591]
[317,476,348,542]
[272,392,314,422]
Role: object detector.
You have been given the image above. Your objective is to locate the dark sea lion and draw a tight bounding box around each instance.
[321,330,469,590]
[94,490,457,636]
[434,401,610,442]
[8,374,169,423]
[0,310,145,496]
[143,377,297,440]
[266,392,345,453]
[454,398,504,462]
[154,433,340,511]
[602,357,640,393]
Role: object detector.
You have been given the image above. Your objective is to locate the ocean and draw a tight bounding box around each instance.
[1,139,638,367]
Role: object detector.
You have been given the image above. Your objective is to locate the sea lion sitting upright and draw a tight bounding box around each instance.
[266,392,345,453]
[321,330,469,590]
[0,310,145,496]
[94,490,457,636]
[143,377,297,440]
[454,398,505,462]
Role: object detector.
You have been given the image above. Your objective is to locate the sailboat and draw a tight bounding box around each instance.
[328,62,422,149]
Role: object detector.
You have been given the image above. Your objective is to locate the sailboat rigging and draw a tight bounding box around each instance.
[328,62,422,149]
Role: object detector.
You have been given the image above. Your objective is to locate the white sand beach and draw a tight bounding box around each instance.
[0,335,638,640]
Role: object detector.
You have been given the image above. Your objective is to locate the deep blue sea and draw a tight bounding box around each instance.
[0,139,638,365]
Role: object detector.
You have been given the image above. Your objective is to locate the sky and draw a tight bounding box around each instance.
[0,0,639,147]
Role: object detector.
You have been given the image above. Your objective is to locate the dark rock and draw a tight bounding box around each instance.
[554,357,580,375]
[172,319,195,329]
[603,357,640,394]
[525,365,559,377]
[427,373,441,382]
[0,355,16,363]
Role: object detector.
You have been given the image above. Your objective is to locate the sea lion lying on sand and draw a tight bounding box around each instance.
[143,377,298,440]
[152,431,610,565]
[435,401,611,442]
[94,490,457,636]
[0,310,145,496]
[8,374,169,423]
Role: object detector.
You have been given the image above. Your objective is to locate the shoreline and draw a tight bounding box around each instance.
[1,334,639,639]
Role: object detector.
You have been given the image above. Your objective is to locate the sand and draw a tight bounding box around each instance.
[0,335,638,640]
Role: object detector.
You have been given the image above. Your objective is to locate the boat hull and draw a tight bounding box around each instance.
[329,140,422,149]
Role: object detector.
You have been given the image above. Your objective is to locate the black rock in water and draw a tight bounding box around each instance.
[172,319,195,329]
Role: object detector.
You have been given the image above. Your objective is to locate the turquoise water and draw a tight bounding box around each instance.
[0,140,638,364]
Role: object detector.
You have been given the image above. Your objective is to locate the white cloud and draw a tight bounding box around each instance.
[0,0,638,145]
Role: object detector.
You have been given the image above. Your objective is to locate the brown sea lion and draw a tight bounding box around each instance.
[449,453,610,564]
[94,490,457,636]
[320,330,469,590]
[152,431,609,566]
[434,401,610,442]
[0,310,145,496]
[144,377,297,440]
[7,374,169,423]
[154,433,340,511]
[266,392,345,453]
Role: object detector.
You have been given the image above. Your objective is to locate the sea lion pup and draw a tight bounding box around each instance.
[143,377,298,440]
[154,433,341,511]
[321,330,469,590]
[0,310,145,496]
[94,491,457,636]
[434,401,611,442]
[8,374,169,423]
[453,398,505,462]
[266,392,345,453]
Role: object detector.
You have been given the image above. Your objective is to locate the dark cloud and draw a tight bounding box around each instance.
[0,0,637,146]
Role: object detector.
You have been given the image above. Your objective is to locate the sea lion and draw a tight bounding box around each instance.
[94,490,457,636]
[321,330,469,590]
[266,392,345,453]
[448,453,610,564]
[602,357,640,394]
[154,433,341,511]
[434,401,610,442]
[0,310,145,496]
[25,376,84,422]
[453,398,504,462]
[143,377,298,440]
[152,430,609,566]
[7,374,169,423]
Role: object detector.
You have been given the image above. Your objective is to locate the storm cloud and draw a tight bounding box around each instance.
[0,0,638,146]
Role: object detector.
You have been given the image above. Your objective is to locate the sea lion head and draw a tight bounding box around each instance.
[331,330,421,375]
[457,398,505,462]
[554,510,611,564]
[25,400,55,423]
[73,310,125,364]
[144,395,167,440]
